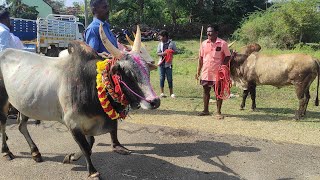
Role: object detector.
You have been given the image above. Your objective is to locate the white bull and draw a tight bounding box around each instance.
[0,25,160,178]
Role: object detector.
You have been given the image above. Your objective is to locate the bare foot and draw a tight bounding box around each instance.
[215,114,224,120]
[198,111,210,116]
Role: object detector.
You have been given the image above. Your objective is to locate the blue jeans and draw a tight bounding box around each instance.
[159,65,173,88]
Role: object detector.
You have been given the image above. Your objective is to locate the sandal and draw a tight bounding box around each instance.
[198,111,210,116]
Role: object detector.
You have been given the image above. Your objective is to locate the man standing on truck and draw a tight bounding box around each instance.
[85,0,131,155]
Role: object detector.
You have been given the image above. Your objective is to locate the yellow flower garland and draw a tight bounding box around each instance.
[96,60,123,120]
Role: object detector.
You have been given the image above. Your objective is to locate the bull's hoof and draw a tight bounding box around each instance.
[294,111,302,120]
[3,152,15,161]
[62,153,75,164]
[35,120,41,125]
[112,145,131,155]
[240,107,245,110]
[250,108,256,112]
[89,172,100,179]
[32,152,43,162]
[294,116,301,120]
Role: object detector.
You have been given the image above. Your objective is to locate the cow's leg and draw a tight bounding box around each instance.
[18,113,43,162]
[70,128,99,178]
[250,83,257,111]
[63,135,95,163]
[240,89,249,110]
[110,121,131,155]
[302,88,311,117]
[295,84,307,120]
[0,101,14,160]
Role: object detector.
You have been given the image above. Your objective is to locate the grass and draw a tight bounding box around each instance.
[127,39,320,146]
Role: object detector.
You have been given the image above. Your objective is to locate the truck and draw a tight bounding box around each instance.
[10,14,85,56]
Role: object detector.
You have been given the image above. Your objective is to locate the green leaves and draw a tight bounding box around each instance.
[234,0,320,49]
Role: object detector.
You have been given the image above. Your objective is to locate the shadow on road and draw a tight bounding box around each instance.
[228,107,320,122]
[16,139,259,179]
[131,107,320,122]
[131,109,200,116]
[96,140,260,179]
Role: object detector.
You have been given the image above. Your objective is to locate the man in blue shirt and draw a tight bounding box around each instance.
[85,0,131,155]
[0,5,16,52]
[0,4,25,120]
[85,0,118,59]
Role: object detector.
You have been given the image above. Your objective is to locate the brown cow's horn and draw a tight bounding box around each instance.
[228,41,236,48]
[99,23,122,58]
[132,25,142,52]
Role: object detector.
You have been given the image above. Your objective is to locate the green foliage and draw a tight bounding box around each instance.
[234,0,320,49]
[106,0,267,36]
[8,0,39,20]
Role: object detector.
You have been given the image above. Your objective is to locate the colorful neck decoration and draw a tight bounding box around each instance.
[96,58,128,120]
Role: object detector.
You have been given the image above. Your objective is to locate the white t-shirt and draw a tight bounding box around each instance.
[10,33,24,49]
[0,23,16,51]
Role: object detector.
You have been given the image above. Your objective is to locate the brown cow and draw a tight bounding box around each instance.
[230,44,319,120]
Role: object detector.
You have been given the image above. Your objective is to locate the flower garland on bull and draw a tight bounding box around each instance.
[96,57,129,120]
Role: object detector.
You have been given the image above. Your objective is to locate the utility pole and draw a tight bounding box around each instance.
[84,0,88,27]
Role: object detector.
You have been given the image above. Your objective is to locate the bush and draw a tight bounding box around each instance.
[233,0,320,49]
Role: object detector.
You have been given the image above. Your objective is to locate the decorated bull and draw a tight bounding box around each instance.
[0,24,160,178]
[231,43,319,120]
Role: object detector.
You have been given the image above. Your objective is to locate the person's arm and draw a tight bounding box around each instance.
[85,28,100,51]
[222,42,231,65]
[0,31,11,51]
[196,56,203,80]
[196,45,204,80]
[85,28,111,58]
[170,41,178,54]
[157,43,166,56]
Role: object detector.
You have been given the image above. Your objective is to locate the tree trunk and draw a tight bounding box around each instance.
[166,0,177,27]
[84,0,88,27]
[137,0,144,24]
[299,31,303,43]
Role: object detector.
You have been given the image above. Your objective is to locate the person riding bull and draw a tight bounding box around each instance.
[196,24,231,119]
[84,0,130,154]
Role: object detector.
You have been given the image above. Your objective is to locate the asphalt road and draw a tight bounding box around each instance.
[0,119,319,180]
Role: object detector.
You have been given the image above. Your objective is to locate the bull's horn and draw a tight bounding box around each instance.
[99,23,122,58]
[125,34,134,46]
[131,31,147,47]
[228,41,236,48]
[132,25,142,52]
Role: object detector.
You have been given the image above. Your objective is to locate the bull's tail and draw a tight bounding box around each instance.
[315,59,320,106]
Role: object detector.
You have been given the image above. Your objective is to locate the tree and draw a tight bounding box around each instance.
[234,0,320,48]
[43,0,65,14]
[8,0,39,20]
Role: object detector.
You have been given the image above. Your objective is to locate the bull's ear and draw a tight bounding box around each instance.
[111,63,121,74]
[68,43,75,54]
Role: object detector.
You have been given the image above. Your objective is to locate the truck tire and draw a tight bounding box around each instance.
[46,47,60,57]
